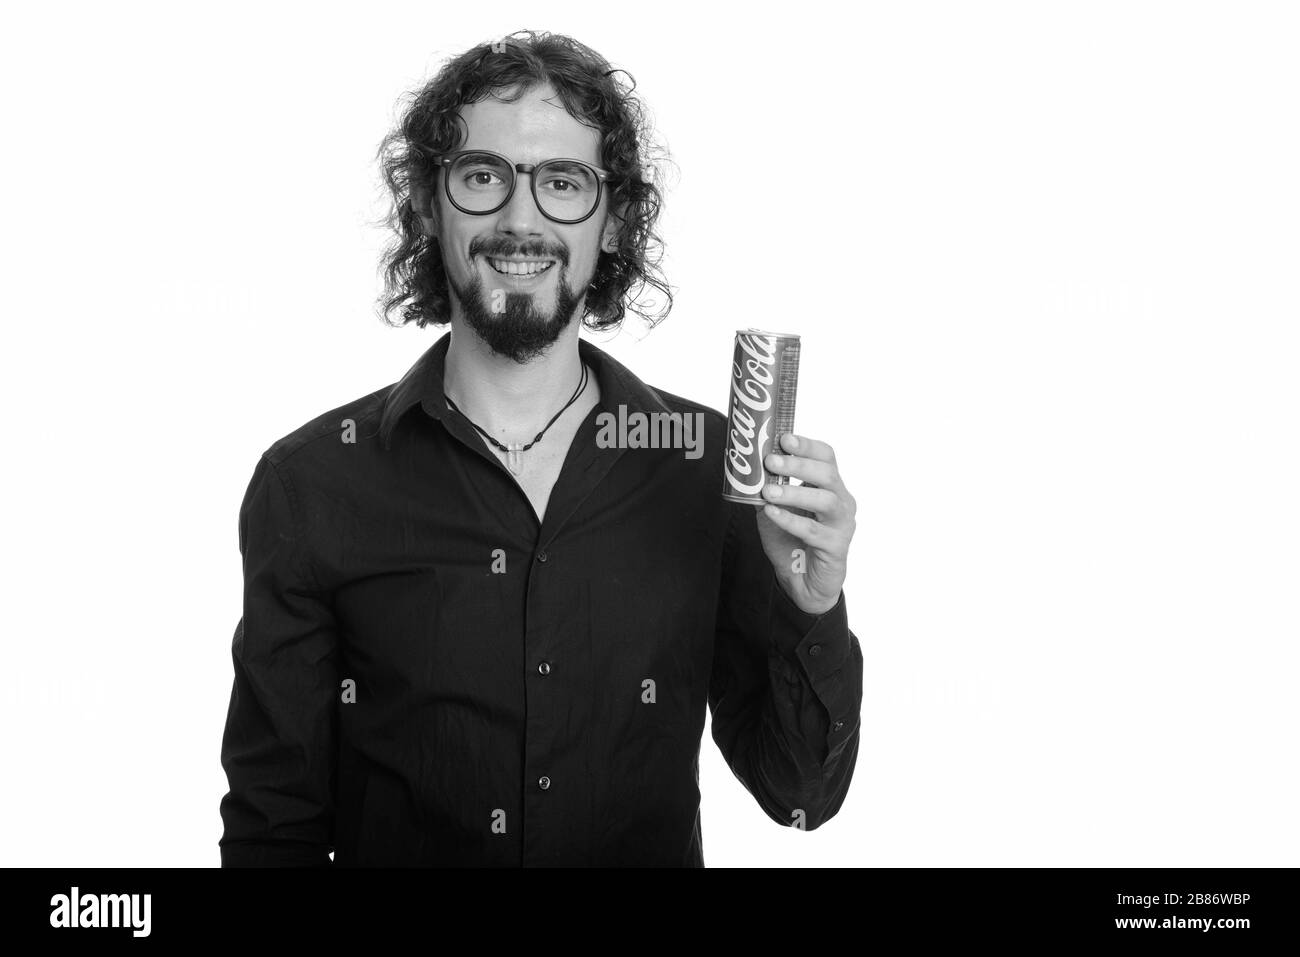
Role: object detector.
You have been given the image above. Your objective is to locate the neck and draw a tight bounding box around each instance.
[443,319,593,444]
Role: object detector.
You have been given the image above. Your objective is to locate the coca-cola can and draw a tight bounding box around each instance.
[722,328,801,505]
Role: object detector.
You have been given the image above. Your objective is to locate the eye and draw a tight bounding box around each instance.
[464,169,505,188]
[538,164,596,196]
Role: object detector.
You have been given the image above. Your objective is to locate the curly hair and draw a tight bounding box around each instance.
[374,31,674,332]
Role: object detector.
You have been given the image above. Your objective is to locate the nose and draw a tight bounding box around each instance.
[495,169,544,238]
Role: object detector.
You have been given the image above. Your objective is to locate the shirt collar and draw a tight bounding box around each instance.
[378,329,673,450]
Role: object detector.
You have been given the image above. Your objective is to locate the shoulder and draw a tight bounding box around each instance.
[260,385,396,470]
[646,386,725,423]
[644,385,728,445]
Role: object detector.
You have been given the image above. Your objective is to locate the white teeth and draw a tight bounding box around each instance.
[488,258,554,276]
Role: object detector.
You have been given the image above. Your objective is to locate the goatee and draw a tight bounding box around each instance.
[450,264,585,364]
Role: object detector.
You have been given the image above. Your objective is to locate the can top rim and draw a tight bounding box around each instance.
[739,327,801,340]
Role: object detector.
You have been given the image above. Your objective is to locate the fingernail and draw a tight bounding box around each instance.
[766,483,782,498]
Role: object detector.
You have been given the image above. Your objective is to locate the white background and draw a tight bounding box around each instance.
[1,0,1296,867]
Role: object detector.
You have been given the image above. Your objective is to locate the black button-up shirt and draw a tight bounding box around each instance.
[219,331,863,866]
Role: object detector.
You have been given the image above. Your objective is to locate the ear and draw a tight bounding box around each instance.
[600,202,625,254]
[411,182,438,237]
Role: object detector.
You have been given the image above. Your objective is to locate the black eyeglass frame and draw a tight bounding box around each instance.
[429,149,615,225]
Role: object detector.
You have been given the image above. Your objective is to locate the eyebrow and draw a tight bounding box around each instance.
[461,150,598,168]
[539,159,594,172]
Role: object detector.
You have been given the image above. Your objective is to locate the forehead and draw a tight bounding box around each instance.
[457,83,602,165]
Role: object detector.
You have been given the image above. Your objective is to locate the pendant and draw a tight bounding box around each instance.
[505,443,524,475]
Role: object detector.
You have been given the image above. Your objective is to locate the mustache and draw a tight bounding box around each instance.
[469,238,569,267]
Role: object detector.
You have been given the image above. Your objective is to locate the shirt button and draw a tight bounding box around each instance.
[833,720,845,731]
[538,661,551,676]
[537,550,548,563]
[538,776,551,790]
[808,643,822,657]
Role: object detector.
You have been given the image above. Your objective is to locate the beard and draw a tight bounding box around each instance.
[448,254,587,364]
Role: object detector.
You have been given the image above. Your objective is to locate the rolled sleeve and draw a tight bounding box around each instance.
[769,575,862,766]
[709,500,864,830]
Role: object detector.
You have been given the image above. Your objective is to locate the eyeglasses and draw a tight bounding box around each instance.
[429,149,613,224]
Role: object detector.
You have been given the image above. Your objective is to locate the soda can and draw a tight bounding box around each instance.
[721,328,801,505]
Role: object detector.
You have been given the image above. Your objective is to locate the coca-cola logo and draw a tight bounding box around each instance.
[724,333,776,495]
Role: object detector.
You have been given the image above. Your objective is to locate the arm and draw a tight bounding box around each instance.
[219,454,339,866]
[709,496,864,830]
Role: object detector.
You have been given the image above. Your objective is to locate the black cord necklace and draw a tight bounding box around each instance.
[444,362,589,476]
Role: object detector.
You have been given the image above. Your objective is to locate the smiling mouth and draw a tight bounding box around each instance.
[486,257,556,277]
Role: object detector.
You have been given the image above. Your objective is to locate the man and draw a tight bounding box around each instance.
[219,31,863,867]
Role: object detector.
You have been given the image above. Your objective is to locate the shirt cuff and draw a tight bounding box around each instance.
[768,567,851,675]
[767,569,858,759]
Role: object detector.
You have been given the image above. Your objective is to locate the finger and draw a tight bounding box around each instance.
[778,433,837,466]
[765,451,839,490]
[761,481,840,519]
[762,503,835,547]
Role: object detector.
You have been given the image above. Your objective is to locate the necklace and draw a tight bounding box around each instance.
[444,363,590,476]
